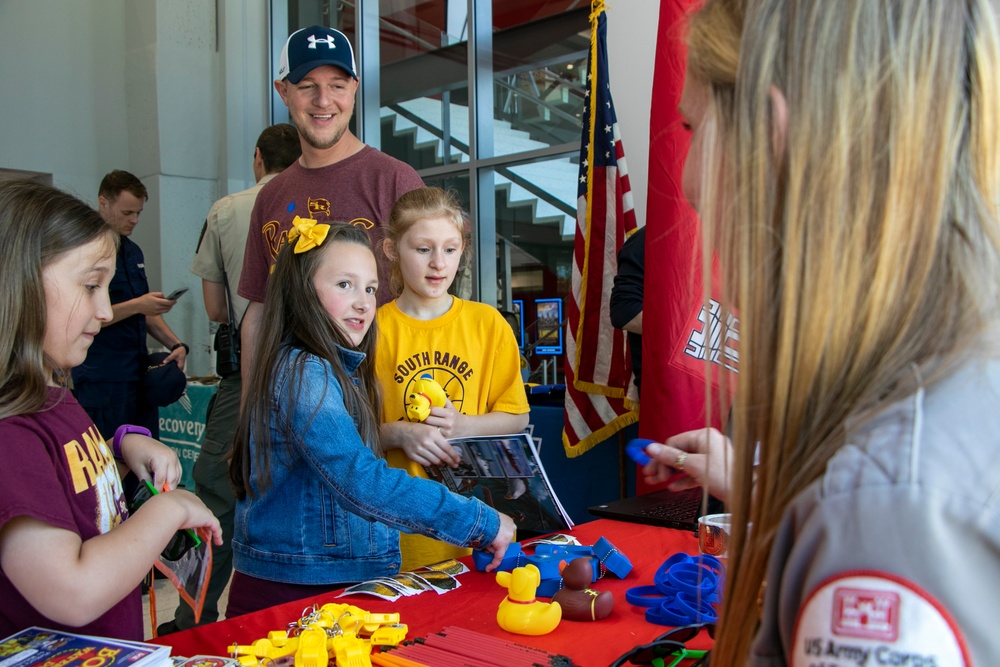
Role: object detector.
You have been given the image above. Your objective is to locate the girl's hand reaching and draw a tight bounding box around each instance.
[642,427,734,503]
[146,489,224,546]
[118,432,182,491]
[0,484,221,627]
[481,511,517,572]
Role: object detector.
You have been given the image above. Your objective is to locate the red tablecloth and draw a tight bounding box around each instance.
[153,519,711,666]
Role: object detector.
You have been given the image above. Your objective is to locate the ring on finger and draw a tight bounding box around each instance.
[675,452,688,471]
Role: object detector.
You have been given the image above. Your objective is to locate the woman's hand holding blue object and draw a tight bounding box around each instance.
[643,428,734,503]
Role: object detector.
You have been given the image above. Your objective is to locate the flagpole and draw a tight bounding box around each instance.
[574,0,602,374]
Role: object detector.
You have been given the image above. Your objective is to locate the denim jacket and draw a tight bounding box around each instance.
[233,346,500,585]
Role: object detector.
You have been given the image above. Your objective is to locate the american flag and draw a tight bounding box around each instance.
[562,2,639,457]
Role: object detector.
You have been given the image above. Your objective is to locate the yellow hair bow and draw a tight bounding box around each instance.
[288,216,331,254]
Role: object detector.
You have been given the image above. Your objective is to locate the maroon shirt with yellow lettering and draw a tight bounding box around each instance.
[0,388,141,639]
[237,146,423,305]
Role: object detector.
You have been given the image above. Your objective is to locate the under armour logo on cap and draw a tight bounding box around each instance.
[278,25,357,83]
[307,34,337,49]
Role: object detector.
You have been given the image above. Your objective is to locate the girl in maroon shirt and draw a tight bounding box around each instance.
[0,181,221,639]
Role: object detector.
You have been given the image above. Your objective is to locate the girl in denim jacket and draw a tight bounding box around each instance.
[227,221,515,616]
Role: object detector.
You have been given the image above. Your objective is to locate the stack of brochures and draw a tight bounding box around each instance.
[423,432,573,533]
[0,627,171,667]
[0,627,242,667]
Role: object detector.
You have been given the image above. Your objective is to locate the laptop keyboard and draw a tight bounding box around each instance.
[636,494,701,521]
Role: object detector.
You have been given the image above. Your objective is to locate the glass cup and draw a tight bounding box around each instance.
[697,513,732,560]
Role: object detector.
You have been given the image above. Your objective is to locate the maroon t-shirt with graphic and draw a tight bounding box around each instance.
[238,146,424,305]
[0,388,142,639]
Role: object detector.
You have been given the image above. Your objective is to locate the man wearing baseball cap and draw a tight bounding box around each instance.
[237,25,423,389]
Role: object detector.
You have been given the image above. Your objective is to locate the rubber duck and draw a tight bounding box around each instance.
[552,558,614,621]
[496,564,562,635]
[405,374,448,422]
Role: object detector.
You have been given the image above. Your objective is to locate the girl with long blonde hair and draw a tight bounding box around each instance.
[376,187,529,571]
[645,0,1000,663]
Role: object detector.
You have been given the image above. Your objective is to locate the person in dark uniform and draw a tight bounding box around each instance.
[610,226,644,398]
[72,171,188,462]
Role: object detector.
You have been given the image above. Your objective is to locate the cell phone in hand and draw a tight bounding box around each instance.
[166,288,189,300]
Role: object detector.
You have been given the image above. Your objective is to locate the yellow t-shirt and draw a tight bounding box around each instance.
[376,298,530,570]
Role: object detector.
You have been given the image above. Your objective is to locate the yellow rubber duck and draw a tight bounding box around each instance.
[496,564,562,635]
[405,374,448,422]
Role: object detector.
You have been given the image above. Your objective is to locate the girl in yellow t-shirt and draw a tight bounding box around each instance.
[377,187,529,570]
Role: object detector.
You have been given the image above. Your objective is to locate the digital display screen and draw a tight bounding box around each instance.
[511,300,525,350]
[534,298,563,355]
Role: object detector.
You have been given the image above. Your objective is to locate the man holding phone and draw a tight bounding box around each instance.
[72,170,188,453]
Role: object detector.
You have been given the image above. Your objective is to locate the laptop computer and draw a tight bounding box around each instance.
[587,487,725,531]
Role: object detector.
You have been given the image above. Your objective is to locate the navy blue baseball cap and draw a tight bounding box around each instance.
[142,352,187,407]
[278,25,358,83]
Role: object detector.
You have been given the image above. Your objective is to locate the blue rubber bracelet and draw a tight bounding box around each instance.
[675,591,719,623]
[654,553,693,594]
[645,598,693,626]
[667,562,718,597]
[626,438,656,466]
[689,554,726,577]
[661,552,693,571]
[625,585,671,607]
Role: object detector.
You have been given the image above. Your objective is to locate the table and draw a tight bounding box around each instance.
[153,519,712,666]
